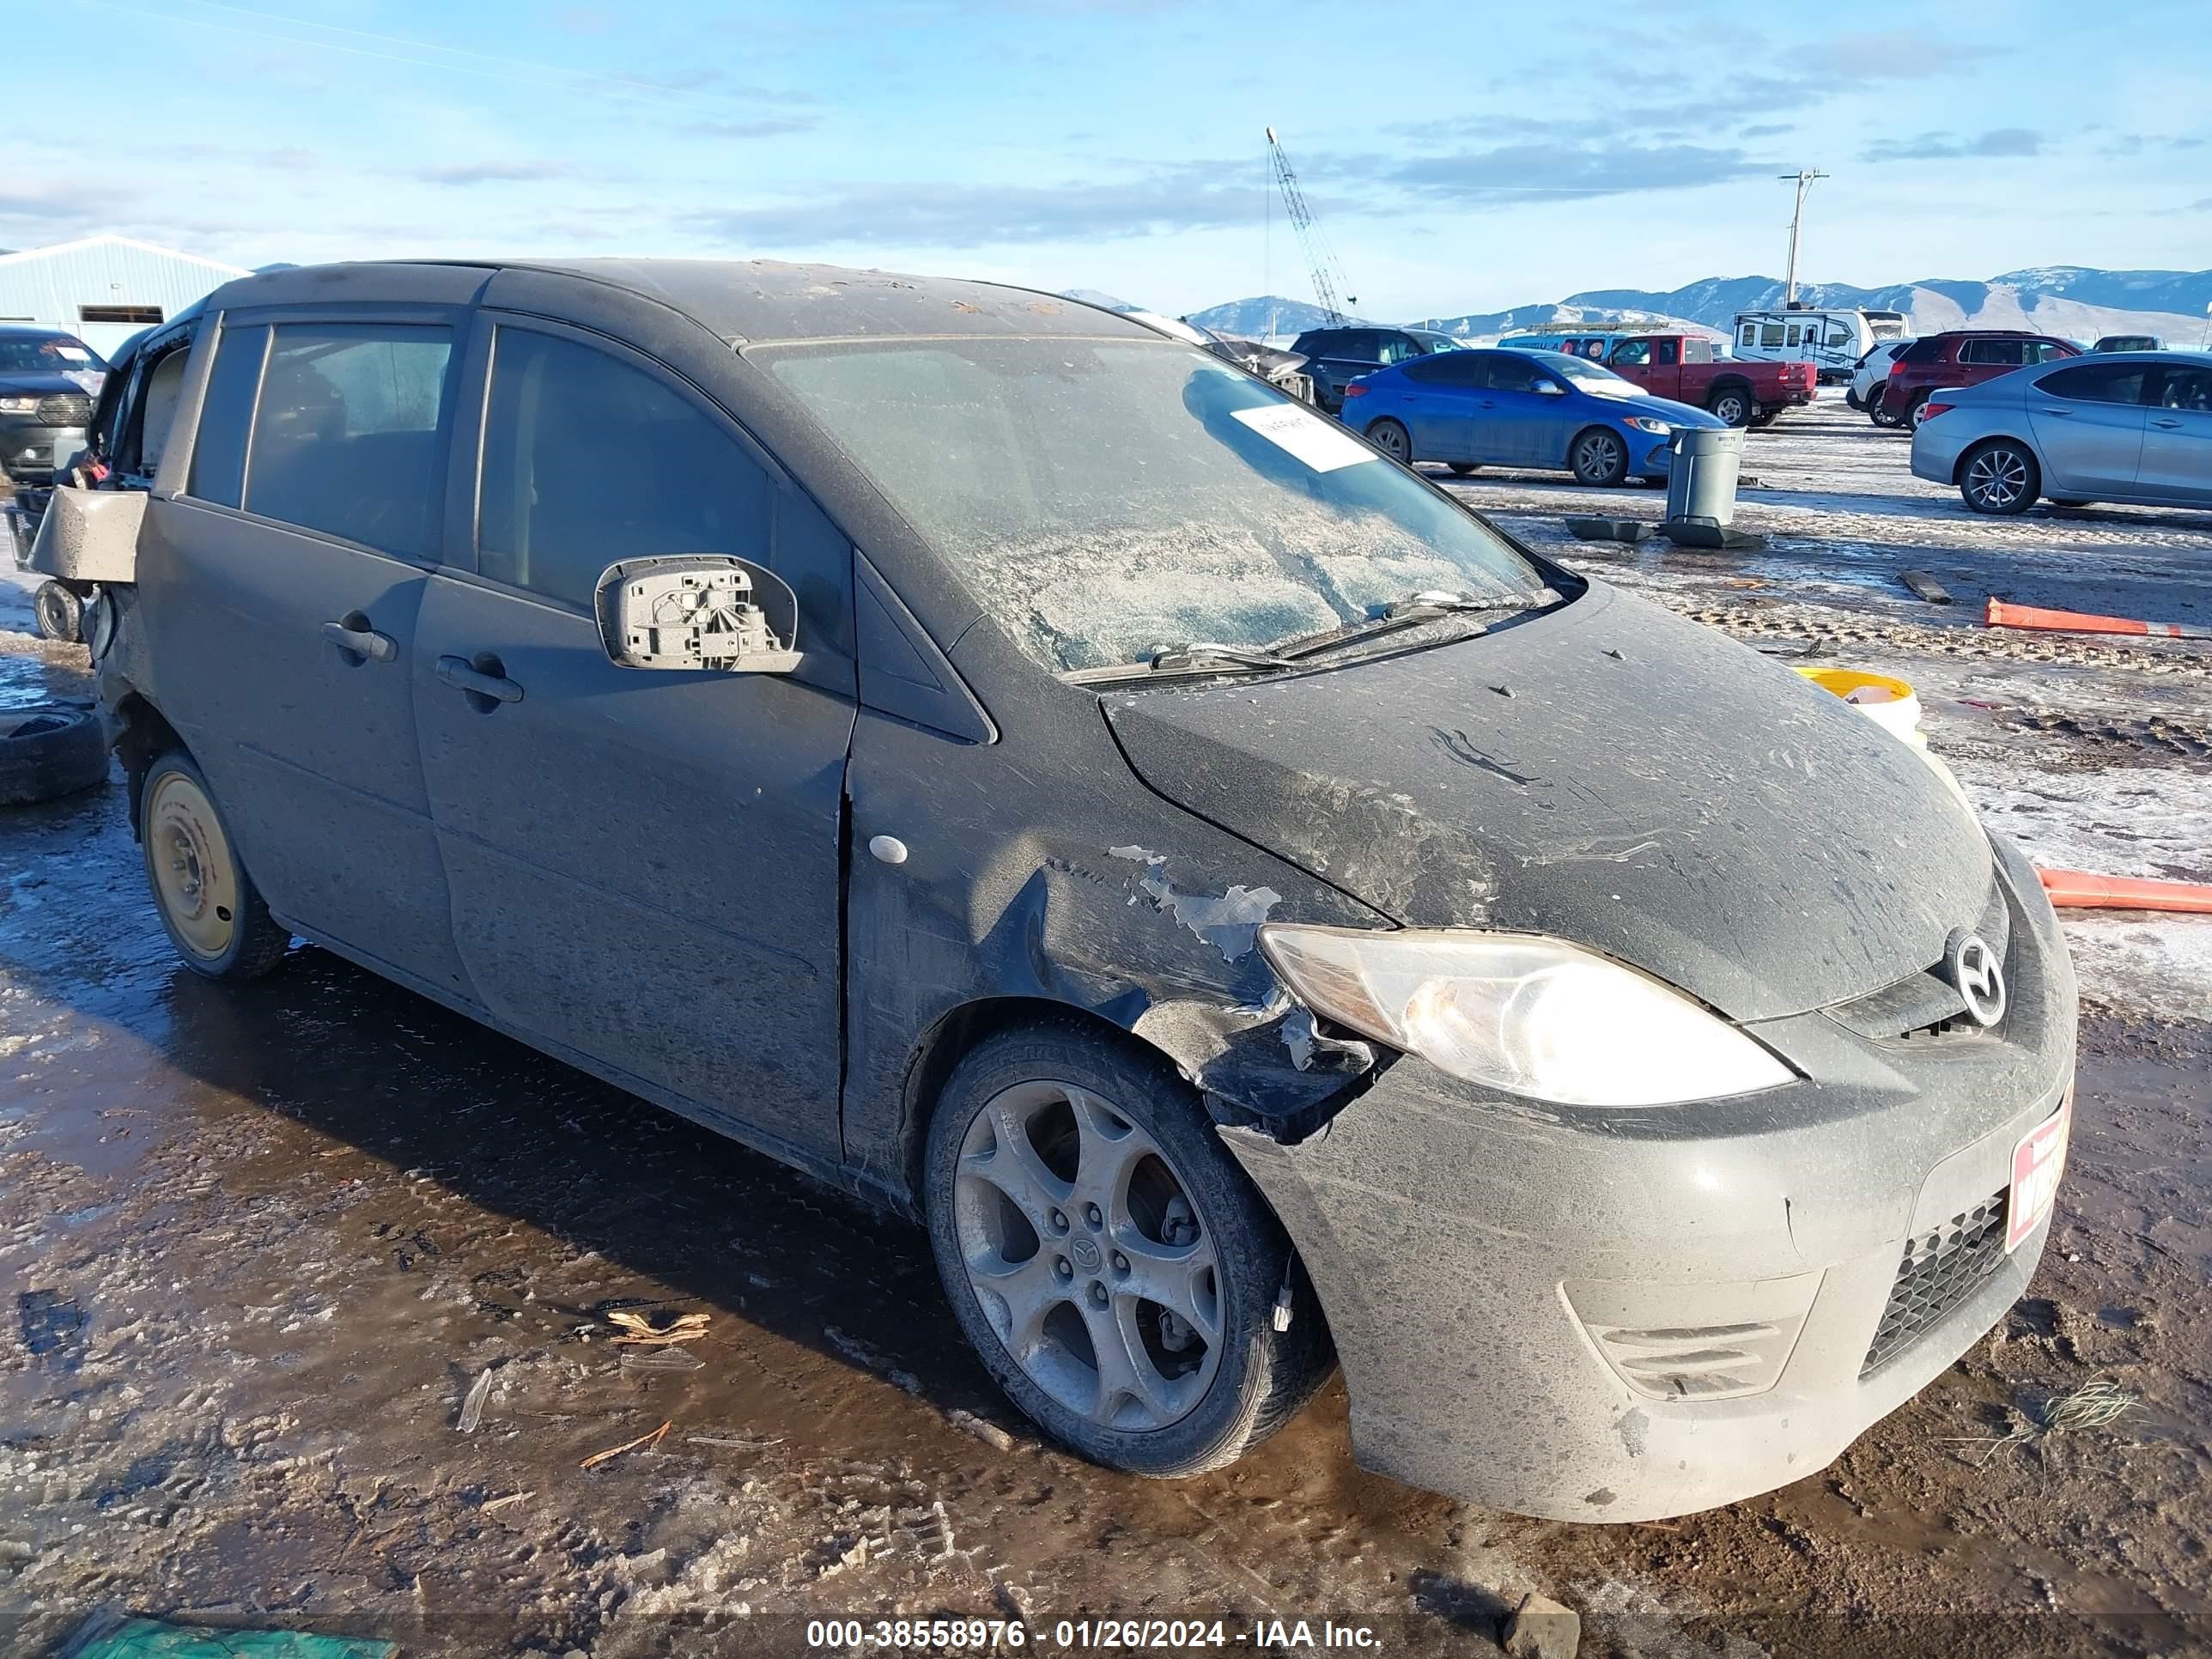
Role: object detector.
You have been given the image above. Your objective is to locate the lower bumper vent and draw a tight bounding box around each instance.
[1862,1188,2008,1377]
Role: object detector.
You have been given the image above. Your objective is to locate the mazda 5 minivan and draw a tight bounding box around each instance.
[65,259,2076,1522]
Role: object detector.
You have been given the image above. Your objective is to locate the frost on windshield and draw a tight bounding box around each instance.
[762,336,1544,675]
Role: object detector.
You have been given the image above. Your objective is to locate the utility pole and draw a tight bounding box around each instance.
[1778,168,1829,307]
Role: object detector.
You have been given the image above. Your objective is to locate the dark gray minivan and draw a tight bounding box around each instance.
[71,259,2076,1522]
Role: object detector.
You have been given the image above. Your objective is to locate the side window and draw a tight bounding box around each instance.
[2155,367,2212,410]
[1759,324,1785,347]
[243,323,453,558]
[2029,341,2072,363]
[1962,339,2026,367]
[1401,353,1478,386]
[1611,340,1652,368]
[1738,323,1756,346]
[1486,356,1547,393]
[185,323,266,507]
[1685,340,1714,364]
[479,327,772,612]
[1654,339,1680,366]
[1375,334,1419,366]
[1784,325,1801,347]
[2037,363,2148,404]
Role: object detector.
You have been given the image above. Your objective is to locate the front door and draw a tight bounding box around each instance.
[2027,361,2152,496]
[2139,363,2212,501]
[139,311,472,994]
[1477,354,1572,468]
[410,314,857,1159]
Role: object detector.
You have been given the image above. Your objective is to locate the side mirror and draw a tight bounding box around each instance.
[594,556,802,673]
[1533,380,1566,396]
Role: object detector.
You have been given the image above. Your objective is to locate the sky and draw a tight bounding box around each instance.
[6,0,2210,320]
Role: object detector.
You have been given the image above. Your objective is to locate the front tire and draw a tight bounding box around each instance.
[1367,419,1411,463]
[1959,441,2040,515]
[925,1023,1332,1478]
[140,750,290,979]
[1570,426,1630,486]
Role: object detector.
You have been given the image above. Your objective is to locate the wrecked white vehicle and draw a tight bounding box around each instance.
[52,259,2076,1522]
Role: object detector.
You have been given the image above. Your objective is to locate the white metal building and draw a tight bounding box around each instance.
[0,234,251,358]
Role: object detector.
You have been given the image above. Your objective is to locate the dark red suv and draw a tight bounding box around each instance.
[1874,331,2080,428]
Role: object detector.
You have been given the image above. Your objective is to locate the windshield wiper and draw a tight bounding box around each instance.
[1067,641,1297,686]
[1271,586,1559,660]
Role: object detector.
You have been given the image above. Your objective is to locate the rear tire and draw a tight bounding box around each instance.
[1870,393,1904,429]
[140,749,291,979]
[1707,385,1753,427]
[925,1023,1334,1479]
[1959,440,2041,516]
[34,581,84,644]
[1447,462,1479,477]
[1367,419,1411,464]
[1907,392,1934,430]
[1569,426,1630,486]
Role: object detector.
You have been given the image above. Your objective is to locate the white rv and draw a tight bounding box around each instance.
[1729,307,1909,382]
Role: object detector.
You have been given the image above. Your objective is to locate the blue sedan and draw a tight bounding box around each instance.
[1341,348,1723,485]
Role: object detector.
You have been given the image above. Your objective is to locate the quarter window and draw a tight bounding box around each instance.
[478,328,772,611]
[242,323,454,558]
[185,323,266,508]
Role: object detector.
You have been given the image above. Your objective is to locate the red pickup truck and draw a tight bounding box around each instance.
[1600,334,1817,428]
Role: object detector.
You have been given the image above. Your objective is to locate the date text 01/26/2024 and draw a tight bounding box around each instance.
[805,1619,1383,1650]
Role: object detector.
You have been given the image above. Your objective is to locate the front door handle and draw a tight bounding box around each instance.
[2039,406,2074,416]
[435,654,524,705]
[322,617,397,663]
[2153,417,2184,429]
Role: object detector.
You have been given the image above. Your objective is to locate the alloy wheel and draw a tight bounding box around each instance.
[1965,446,2033,512]
[1370,422,1409,461]
[953,1079,1223,1432]
[1575,431,1624,482]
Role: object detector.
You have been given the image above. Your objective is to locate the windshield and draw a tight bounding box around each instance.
[1547,355,1638,391]
[760,337,1546,674]
[0,336,106,374]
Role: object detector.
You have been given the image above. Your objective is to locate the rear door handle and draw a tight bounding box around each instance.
[435,654,525,704]
[322,618,398,662]
[2039,406,2074,416]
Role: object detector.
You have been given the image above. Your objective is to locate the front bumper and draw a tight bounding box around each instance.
[2,420,86,482]
[1220,834,2076,1522]
[1634,440,1674,478]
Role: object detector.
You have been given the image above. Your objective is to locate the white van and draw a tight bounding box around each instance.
[1729,308,1908,383]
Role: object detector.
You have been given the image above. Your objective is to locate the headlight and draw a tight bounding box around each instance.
[1621,416,1673,434]
[0,396,40,415]
[1257,926,1795,1106]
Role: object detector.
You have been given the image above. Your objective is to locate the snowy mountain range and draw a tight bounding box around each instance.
[1188,268,2212,346]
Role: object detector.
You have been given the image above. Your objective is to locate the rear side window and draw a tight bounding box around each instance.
[2027,340,2075,363]
[243,323,453,558]
[478,327,771,611]
[1899,338,1943,364]
[2036,363,2149,405]
[185,324,266,507]
[1401,352,1482,386]
[1960,339,2026,366]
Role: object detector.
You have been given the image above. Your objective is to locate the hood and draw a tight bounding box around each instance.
[1103,584,1994,1023]
[0,371,92,398]
[1575,385,1721,427]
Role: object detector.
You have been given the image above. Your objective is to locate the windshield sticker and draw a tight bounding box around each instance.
[1229,404,1377,472]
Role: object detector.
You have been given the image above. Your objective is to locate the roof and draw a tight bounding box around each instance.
[0,233,251,276]
[0,321,81,338]
[213,258,1162,347]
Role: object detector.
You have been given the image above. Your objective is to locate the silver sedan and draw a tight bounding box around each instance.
[1910,350,2212,514]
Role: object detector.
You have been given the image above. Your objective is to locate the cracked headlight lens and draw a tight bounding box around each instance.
[1257,926,1795,1106]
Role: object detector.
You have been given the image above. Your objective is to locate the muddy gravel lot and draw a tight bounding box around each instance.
[3,404,2210,1658]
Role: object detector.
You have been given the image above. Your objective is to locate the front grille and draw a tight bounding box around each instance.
[1861,1188,2008,1377]
[34,392,91,427]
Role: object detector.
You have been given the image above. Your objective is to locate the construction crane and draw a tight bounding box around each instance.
[1266,125,1354,325]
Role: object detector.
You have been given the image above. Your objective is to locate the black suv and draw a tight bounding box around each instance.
[1289,325,1468,414]
[1,324,107,483]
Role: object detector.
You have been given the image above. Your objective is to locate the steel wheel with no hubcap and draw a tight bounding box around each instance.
[146,770,240,961]
[954,1079,1222,1432]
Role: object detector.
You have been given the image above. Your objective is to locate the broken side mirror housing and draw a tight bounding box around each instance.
[593,556,803,674]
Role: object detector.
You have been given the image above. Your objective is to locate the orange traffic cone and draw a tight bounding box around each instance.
[2037,867,2212,914]
[1987,598,2210,639]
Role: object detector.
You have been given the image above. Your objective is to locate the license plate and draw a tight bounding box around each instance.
[2007,1095,2072,1252]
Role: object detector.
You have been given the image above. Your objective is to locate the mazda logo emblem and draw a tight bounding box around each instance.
[1947,930,2008,1027]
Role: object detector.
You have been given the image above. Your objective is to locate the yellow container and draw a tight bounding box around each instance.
[1794,665,1922,746]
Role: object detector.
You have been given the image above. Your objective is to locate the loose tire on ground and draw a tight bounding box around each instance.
[139,749,291,979]
[925,1022,1334,1479]
[1366,419,1411,464]
[0,702,110,805]
[1958,440,2041,516]
[1569,426,1630,487]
